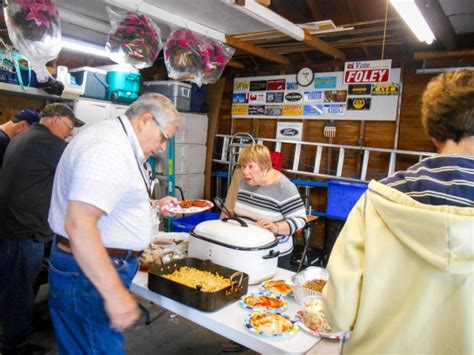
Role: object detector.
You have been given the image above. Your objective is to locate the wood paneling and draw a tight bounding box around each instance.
[0,96,45,124]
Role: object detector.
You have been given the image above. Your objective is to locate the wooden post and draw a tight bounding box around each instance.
[204,78,227,200]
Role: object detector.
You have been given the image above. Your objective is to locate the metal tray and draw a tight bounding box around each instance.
[148,257,249,312]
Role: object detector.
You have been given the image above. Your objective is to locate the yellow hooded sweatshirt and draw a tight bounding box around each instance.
[323,180,474,355]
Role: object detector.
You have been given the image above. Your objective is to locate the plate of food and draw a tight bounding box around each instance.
[166,199,214,214]
[294,295,348,340]
[240,292,288,313]
[259,279,293,297]
[244,311,299,338]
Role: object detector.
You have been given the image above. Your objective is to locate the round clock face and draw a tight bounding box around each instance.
[296,67,314,87]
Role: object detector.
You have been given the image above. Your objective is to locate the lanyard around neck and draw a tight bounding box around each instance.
[117,116,151,198]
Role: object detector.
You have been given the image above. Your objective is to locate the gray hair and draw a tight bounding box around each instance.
[125,93,184,131]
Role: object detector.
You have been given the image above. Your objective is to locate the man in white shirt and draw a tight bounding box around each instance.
[48,93,184,354]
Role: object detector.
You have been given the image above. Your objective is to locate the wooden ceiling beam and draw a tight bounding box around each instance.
[226,59,246,69]
[305,0,323,20]
[303,30,345,60]
[345,0,369,58]
[415,0,457,50]
[414,49,474,61]
[225,34,290,65]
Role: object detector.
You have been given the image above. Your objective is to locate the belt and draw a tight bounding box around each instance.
[55,234,143,259]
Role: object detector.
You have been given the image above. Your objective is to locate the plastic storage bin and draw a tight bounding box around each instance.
[173,212,220,232]
[142,81,191,111]
[325,180,368,221]
[70,67,107,100]
[4,67,38,87]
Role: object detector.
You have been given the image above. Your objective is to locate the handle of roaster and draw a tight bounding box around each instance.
[222,216,248,227]
[262,250,280,259]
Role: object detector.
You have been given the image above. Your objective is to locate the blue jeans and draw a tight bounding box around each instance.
[0,238,44,350]
[48,244,139,355]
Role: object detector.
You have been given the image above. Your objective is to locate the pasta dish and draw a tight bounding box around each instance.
[161,266,231,292]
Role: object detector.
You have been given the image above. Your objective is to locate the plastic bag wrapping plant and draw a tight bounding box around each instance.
[199,36,234,84]
[106,7,162,69]
[3,0,62,83]
[164,28,234,86]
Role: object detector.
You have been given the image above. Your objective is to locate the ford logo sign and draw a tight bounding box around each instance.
[280,128,299,136]
[285,92,302,101]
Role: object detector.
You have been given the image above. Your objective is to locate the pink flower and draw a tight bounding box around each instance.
[25,4,50,28]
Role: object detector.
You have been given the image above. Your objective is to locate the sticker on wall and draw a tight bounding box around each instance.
[266,92,284,103]
[348,98,371,110]
[304,91,323,102]
[285,92,303,102]
[344,59,391,84]
[287,81,298,90]
[249,93,266,104]
[324,90,348,103]
[265,105,283,116]
[282,105,303,116]
[348,84,372,95]
[250,80,267,91]
[276,121,303,141]
[266,79,286,91]
[234,81,249,92]
[232,93,248,103]
[314,76,337,89]
[323,104,346,116]
[372,83,399,95]
[249,105,265,115]
[303,104,324,115]
[232,104,249,115]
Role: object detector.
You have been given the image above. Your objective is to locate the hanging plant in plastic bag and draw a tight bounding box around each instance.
[164,29,204,83]
[164,28,234,86]
[106,7,162,69]
[199,38,234,84]
[3,0,62,89]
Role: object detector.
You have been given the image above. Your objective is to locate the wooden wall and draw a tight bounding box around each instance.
[212,67,438,248]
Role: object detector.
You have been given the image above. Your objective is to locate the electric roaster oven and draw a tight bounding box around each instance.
[188,217,280,285]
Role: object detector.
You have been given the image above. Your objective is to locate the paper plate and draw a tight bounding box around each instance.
[259,279,293,297]
[166,200,213,214]
[244,312,299,338]
[295,310,348,340]
[240,292,288,313]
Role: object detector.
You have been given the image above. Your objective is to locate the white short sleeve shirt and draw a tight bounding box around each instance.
[48,116,152,251]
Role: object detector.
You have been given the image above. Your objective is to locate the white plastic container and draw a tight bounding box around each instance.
[188,217,280,284]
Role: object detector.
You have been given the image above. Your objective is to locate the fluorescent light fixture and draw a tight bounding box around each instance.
[61,37,110,58]
[222,0,305,41]
[390,0,435,44]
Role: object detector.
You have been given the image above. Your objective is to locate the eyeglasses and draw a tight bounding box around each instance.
[58,116,74,130]
[151,115,170,142]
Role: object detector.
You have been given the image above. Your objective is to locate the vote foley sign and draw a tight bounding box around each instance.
[344,59,391,84]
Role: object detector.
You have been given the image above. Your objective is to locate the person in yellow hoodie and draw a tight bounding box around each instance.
[323,69,474,355]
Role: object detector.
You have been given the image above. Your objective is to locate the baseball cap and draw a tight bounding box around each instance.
[40,103,85,127]
[14,109,40,125]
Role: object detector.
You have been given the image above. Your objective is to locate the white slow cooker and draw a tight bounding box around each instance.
[188,217,280,284]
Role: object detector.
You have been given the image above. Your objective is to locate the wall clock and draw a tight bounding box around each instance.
[296,67,314,87]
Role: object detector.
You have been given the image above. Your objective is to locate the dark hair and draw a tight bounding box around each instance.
[421,70,474,143]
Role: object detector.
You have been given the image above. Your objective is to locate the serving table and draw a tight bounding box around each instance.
[131,268,339,354]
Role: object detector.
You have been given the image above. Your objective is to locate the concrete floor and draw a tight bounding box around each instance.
[23,292,257,355]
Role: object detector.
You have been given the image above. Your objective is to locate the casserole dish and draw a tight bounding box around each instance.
[148,257,248,312]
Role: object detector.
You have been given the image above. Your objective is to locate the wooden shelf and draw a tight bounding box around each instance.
[0,82,80,101]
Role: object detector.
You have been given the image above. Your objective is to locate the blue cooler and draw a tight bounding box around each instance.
[173,212,220,233]
[96,65,140,104]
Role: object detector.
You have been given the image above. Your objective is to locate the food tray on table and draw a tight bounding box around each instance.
[148,257,249,312]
